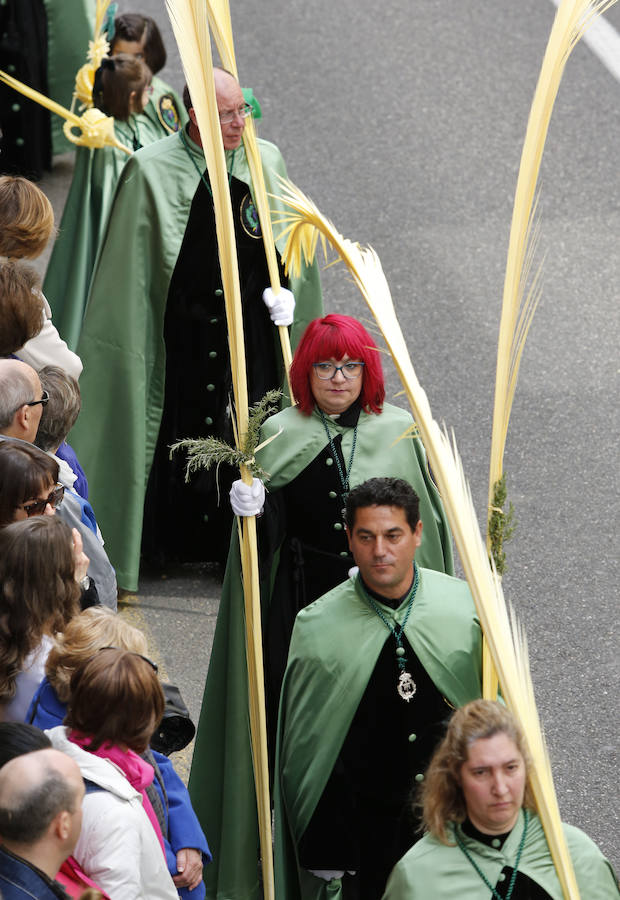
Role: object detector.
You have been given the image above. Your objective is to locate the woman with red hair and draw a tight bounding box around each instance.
[189,314,454,896]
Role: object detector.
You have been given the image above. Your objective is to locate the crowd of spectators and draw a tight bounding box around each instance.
[0,170,210,899]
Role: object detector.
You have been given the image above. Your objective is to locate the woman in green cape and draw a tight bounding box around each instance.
[383,700,619,899]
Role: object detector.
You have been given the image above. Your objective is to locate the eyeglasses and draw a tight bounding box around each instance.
[144,84,154,96]
[312,362,365,380]
[19,483,64,517]
[218,103,253,124]
[100,647,159,673]
[23,390,49,409]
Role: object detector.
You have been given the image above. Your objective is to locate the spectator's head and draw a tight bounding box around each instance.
[185,68,251,151]
[290,314,385,415]
[0,175,55,259]
[35,366,81,454]
[0,516,80,704]
[0,722,51,768]
[0,358,48,442]
[0,748,85,878]
[66,647,164,753]
[344,478,422,599]
[92,54,152,119]
[420,699,534,844]
[0,260,44,356]
[111,12,167,74]
[47,606,148,703]
[0,440,61,529]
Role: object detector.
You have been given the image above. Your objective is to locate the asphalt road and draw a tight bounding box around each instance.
[37,0,619,872]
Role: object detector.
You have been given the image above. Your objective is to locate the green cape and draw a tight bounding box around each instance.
[44,113,165,350]
[382,809,620,899]
[188,402,455,899]
[42,0,95,155]
[70,130,322,590]
[274,569,483,900]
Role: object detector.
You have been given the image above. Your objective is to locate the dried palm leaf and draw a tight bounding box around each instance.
[73,0,114,110]
[272,179,580,898]
[485,0,618,694]
[205,0,294,395]
[0,71,131,155]
[165,2,274,896]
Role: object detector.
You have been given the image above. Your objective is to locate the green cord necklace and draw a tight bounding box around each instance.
[318,407,358,502]
[454,810,529,900]
[357,564,419,701]
[180,129,235,197]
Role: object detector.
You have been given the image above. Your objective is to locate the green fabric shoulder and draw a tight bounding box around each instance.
[382,812,620,899]
[259,403,454,574]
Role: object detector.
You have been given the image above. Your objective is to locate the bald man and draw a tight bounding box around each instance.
[0,358,47,444]
[0,748,85,899]
[71,68,323,591]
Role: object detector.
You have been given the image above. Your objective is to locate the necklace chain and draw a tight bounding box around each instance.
[318,407,357,498]
[455,810,529,900]
[358,564,419,673]
[180,129,235,197]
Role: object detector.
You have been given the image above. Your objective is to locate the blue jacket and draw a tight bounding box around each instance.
[0,845,69,899]
[27,678,211,899]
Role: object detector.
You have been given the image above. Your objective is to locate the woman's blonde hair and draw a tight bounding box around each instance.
[420,699,535,845]
[0,176,55,259]
[46,606,148,702]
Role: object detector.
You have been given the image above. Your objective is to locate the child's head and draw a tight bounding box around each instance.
[111,13,167,75]
[92,54,151,120]
[0,176,55,259]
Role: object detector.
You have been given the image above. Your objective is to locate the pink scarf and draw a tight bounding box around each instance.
[70,731,166,856]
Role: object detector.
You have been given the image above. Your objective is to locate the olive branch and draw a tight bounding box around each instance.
[169,389,282,484]
[487,474,516,576]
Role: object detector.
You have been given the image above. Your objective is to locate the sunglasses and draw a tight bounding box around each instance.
[19,484,65,517]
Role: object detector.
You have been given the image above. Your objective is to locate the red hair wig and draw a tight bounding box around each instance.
[290,314,385,415]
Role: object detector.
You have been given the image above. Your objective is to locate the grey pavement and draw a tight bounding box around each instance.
[36,0,618,870]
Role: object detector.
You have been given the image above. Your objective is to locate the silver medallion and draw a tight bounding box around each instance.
[397,671,417,702]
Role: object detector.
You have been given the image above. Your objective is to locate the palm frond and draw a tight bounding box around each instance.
[0,71,131,155]
[165,3,274,895]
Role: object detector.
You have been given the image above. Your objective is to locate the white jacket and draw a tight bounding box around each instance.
[18,295,82,380]
[47,727,179,900]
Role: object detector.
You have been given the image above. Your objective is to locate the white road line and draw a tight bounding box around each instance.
[549,0,620,83]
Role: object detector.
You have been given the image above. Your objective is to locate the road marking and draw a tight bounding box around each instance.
[549,0,620,83]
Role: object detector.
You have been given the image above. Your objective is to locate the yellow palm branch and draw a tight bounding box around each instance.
[204,0,294,395]
[272,180,580,898]
[0,70,131,155]
[164,2,274,897]
[73,0,113,110]
[484,0,618,695]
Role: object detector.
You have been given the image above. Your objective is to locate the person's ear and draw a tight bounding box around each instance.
[413,519,423,549]
[13,405,29,434]
[54,809,71,841]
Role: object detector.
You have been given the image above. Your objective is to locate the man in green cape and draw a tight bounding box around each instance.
[70,69,323,591]
[273,477,483,900]
[382,700,619,899]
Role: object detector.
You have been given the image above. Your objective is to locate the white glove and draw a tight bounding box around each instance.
[229,477,265,517]
[308,870,346,882]
[262,286,295,326]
